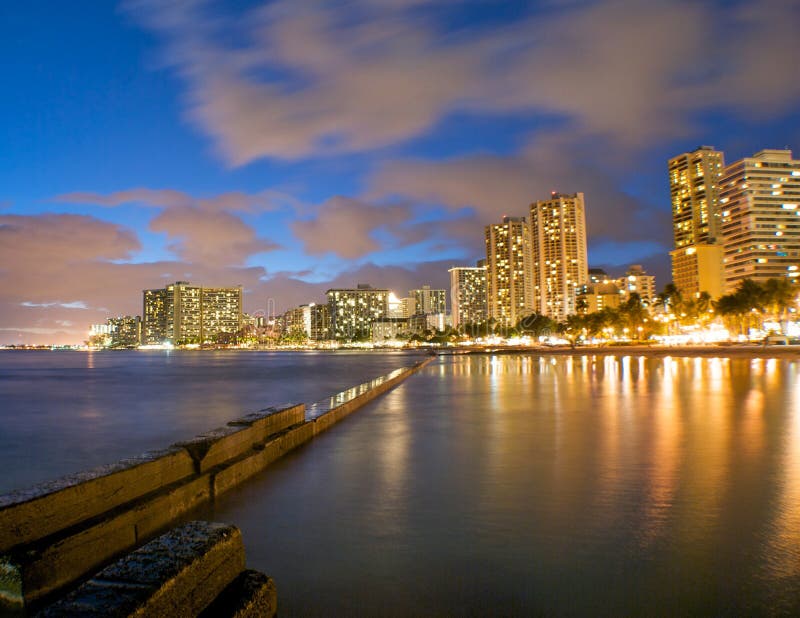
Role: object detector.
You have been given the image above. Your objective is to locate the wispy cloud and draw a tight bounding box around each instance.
[125,0,800,164]
[55,188,283,266]
[21,301,89,309]
[56,187,297,213]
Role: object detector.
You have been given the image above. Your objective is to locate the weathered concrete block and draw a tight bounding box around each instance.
[212,422,316,498]
[228,404,304,440]
[2,475,213,607]
[131,474,213,543]
[199,569,276,618]
[38,521,245,618]
[0,448,195,553]
[175,426,262,475]
[175,404,304,474]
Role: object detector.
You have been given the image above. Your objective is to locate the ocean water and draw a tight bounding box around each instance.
[3,351,800,615]
[210,353,800,616]
[0,349,419,493]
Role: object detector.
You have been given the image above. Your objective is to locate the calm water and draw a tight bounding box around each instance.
[3,352,800,615]
[0,349,418,492]
[209,354,800,616]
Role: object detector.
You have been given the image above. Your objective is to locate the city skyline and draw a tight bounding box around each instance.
[3,1,800,344]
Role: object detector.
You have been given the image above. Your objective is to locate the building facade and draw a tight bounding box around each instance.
[142,282,242,344]
[283,303,331,341]
[529,192,589,322]
[108,316,141,348]
[668,146,726,298]
[410,285,447,315]
[577,281,622,314]
[485,216,533,327]
[448,266,487,328]
[719,149,800,292]
[326,284,389,341]
[616,265,657,303]
[670,245,725,299]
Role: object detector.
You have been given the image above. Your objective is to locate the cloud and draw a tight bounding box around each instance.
[56,187,294,213]
[369,132,672,246]
[290,196,413,259]
[150,206,278,263]
[55,188,284,266]
[0,212,273,344]
[0,212,454,344]
[124,0,800,164]
[0,213,140,270]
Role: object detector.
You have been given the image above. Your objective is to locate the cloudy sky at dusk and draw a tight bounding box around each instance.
[3,0,800,343]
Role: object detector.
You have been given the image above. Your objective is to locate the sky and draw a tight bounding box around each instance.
[2,0,800,344]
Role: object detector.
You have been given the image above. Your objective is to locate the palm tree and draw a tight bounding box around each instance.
[762,278,798,334]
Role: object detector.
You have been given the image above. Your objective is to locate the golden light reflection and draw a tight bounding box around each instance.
[763,363,800,581]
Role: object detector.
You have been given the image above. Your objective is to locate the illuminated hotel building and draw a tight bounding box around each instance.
[410,285,447,315]
[283,303,330,340]
[448,266,487,328]
[326,284,389,340]
[529,193,588,321]
[485,217,533,327]
[719,149,800,292]
[668,146,725,298]
[201,287,243,341]
[616,264,656,303]
[142,282,242,344]
[107,316,141,348]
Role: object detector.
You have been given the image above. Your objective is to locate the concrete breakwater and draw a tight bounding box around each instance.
[0,356,433,613]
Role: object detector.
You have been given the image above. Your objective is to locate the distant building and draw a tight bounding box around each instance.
[108,316,141,348]
[407,313,449,334]
[449,266,487,328]
[371,318,409,343]
[671,245,724,299]
[719,149,800,292]
[577,281,622,314]
[616,265,656,303]
[587,268,609,285]
[485,216,533,327]
[283,303,331,341]
[668,146,725,298]
[326,284,389,341]
[410,285,447,315]
[530,192,589,321]
[388,294,416,318]
[142,288,170,344]
[201,287,244,341]
[142,281,242,344]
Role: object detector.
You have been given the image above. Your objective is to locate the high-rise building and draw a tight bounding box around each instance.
[719,149,800,292]
[167,281,202,343]
[283,303,331,341]
[616,265,656,303]
[108,316,141,348]
[142,288,169,344]
[142,281,242,345]
[387,294,415,318]
[448,266,487,328]
[201,287,244,340]
[326,284,389,340]
[410,285,446,315]
[668,146,726,298]
[529,192,589,321]
[485,216,533,327]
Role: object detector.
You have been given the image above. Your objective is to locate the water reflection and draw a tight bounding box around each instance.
[211,353,800,616]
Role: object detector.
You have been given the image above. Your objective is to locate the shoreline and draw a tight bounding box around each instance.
[4,344,800,359]
[442,344,800,359]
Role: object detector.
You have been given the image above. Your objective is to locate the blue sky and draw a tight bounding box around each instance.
[2,0,800,343]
